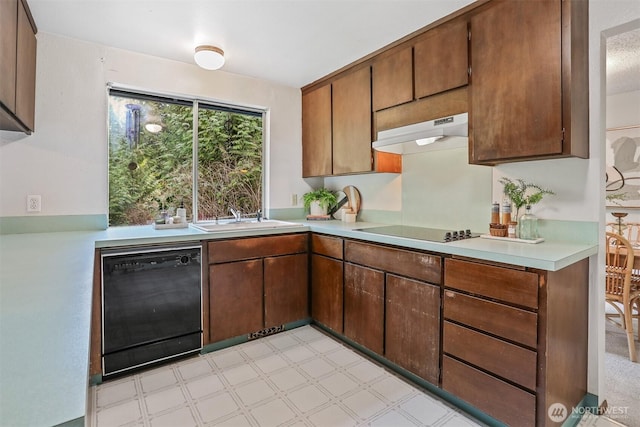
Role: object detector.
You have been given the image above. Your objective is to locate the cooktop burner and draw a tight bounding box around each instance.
[354,225,481,243]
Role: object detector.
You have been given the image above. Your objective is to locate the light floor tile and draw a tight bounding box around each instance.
[185,374,225,400]
[341,389,388,420]
[90,326,494,427]
[149,406,197,427]
[144,387,186,414]
[400,394,451,425]
[195,391,239,423]
[249,399,297,427]
[286,384,331,413]
[307,404,358,427]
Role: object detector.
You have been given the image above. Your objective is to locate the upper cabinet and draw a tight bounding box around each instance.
[414,19,469,99]
[0,0,37,134]
[468,0,589,164]
[302,67,402,177]
[372,47,413,112]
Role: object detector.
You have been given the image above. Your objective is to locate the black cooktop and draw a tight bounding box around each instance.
[354,225,480,243]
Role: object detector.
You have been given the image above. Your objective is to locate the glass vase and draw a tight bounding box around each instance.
[519,205,539,240]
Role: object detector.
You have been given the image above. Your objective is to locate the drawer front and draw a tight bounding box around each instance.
[443,321,537,391]
[443,356,536,427]
[311,233,343,259]
[345,240,441,284]
[445,258,539,309]
[208,233,308,264]
[443,290,537,348]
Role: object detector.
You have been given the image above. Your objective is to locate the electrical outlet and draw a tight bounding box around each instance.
[27,195,41,212]
[291,193,298,206]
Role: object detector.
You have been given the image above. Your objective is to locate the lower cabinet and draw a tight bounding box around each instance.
[343,239,442,384]
[443,257,589,427]
[310,233,344,333]
[385,274,440,385]
[344,262,385,354]
[207,233,308,344]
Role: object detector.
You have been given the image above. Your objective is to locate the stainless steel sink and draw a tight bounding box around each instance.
[190,219,301,233]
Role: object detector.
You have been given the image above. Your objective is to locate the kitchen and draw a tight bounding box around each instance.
[0,0,638,426]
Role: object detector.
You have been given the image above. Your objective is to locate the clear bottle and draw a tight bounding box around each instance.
[519,205,538,240]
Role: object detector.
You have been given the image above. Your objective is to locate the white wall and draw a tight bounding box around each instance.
[0,32,310,217]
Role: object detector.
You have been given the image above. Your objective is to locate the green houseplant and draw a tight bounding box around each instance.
[499,177,555,219]
[302,188,338,216]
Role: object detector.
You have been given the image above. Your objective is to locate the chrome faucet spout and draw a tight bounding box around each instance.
[229,207,241,222]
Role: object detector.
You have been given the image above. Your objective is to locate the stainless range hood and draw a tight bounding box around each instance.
[373,112,468,155]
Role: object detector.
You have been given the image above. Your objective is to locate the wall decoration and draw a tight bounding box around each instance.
[606,125,640,208]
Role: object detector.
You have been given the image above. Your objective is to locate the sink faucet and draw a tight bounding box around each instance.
[229,207,242,222]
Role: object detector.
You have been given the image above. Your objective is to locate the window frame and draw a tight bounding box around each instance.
[107,84,267,226]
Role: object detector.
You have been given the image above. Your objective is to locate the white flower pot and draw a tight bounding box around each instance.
[310,200,327,216]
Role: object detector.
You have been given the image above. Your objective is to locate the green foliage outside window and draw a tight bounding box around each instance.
[108,93,263,226]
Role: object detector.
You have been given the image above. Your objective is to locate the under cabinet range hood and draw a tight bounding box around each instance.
[373,113,468,155]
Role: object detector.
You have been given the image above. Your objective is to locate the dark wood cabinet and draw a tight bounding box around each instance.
[442,257,589,426]
[302,67,401,177]
[332,67,375,175]
[302,84,332,177]
[264,253,308,328]
[210,259,264,342]
[385,274,440,384]
[372,47,413,111]
[414,19,469,99]
[468,0,588,164]
[0,0,36,133]
[343,239,442,383]
[310,234,344,333]
[343,262,385,354]
[207,233,308,344]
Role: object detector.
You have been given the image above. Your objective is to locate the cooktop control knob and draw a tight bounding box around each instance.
[444,232,452,242]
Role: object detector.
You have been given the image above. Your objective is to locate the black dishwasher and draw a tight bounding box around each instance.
[101,244,202,376]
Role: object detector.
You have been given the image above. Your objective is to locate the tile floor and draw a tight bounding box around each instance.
[88,325,485,427]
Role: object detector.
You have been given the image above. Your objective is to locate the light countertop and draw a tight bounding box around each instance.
[0,220,597,426]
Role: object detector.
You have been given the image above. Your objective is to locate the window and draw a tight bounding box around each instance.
[108,89,264,226]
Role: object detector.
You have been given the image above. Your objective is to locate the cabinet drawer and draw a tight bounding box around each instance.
[443,356,536,427]
[311,233,343,259]
[443,321,536,391]
[345,240,441,284]
[443,290,537,348]
[445,258,539,309]
[208,233,307,264]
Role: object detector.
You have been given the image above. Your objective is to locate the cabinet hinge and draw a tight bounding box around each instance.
[562,127,565,142]
[468,67,472,76]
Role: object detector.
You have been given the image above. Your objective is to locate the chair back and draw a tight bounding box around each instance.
[606,222,640,246]
[605,232,635,298]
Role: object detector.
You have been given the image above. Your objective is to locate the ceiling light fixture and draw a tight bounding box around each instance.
[194,45,225,70]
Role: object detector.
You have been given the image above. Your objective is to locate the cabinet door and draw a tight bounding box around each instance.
[332,67,373,175]
[385,274,440,384]
[15,0,36,131]
[372,47,413,111]
[414,19,468,99]
[302,84,332,177]
[311,254,343,333]
[209,260,263,342]
[264,253,308,328]
[0,0,18,112]
[344,263,384,354]
[469,0,562,163]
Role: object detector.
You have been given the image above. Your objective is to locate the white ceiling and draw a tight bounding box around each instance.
[27,0,475,88]
[26,1,640,93]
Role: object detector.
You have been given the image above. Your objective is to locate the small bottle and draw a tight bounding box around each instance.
[508,221,518,238]
[491,202,500,224]
[519,205,539,240]
[501,200,512,225]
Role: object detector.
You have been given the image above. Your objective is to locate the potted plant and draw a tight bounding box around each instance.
[499,177,555,219]
[302,188,338,216]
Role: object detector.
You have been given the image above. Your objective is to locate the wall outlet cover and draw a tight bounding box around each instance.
[27,195,41,212]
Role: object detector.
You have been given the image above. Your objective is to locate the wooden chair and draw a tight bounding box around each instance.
[605,232,640,362]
